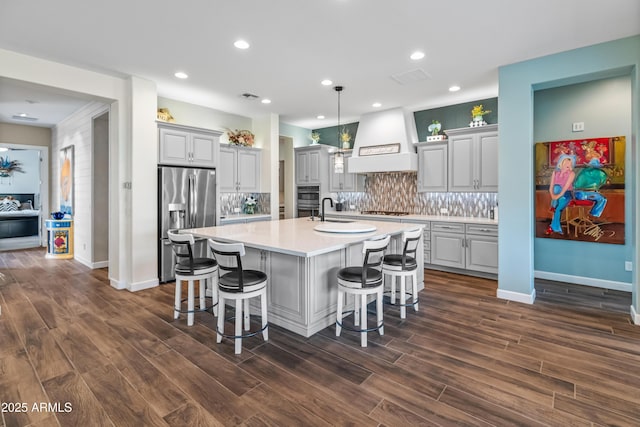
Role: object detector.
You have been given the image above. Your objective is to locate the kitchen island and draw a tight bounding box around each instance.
[184,217,424,337]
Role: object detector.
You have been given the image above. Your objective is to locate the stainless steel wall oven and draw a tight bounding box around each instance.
[296,185,320,217]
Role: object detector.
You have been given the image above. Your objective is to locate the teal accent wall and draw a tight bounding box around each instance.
[413,97,498,141]
[534,75,632,284]
[498,35,639,306]
[311,122,359,149]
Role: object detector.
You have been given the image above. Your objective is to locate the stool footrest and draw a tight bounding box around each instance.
[336,310,384,333]
[174,297,218,315]
[217,316,268,339]
[383,292,419,307]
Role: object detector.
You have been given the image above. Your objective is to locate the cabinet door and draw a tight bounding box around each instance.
[295,151,309,184]
[219,146,238,192]
[477,132,498,192]
[430,231,465,269]
[465,234,498,273]
[448,135,475,192]
[190,133,217,167]
[417,144,448,192]
[307,150,322,184]
[238,148,261,192]
[159,128,190,165]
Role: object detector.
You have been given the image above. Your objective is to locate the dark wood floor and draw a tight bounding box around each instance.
[1,248,639,426]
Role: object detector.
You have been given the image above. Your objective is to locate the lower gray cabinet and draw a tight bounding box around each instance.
[430,222,498,274]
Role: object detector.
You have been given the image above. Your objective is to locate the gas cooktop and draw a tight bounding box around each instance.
[360,210,410,216]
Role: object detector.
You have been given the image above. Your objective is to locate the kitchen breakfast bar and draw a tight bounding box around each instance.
[184,217,424,337]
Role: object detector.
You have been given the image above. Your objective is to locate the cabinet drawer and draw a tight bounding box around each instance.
[465,224,498,236]
[431,222,465,234]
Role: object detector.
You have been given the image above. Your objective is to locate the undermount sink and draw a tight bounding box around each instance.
[314,221,377,234]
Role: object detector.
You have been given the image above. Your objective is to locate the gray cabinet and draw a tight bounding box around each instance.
[446,125,498,192]
[329,153,365,192]
[158,123,221,167]
[417,143,448,192]
[430,221,498,274]
[219,145,261,193]
[295,145,329,186]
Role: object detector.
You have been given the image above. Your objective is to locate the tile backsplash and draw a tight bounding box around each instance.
[335,172,497,218]
[220,192,270,216]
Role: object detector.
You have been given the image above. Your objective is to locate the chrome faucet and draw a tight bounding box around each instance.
[320,197,333,222]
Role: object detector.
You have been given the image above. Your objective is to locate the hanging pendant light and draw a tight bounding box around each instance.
[334,85,344,174]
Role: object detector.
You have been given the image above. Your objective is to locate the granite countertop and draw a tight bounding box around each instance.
[325,210,498,225]
[184,217,419,258]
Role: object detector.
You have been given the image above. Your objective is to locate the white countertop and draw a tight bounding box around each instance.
[325,211,498,225]
[184,217,421,258]
[219,213,271,222]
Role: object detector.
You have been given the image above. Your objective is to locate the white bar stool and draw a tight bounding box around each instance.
[168,230,218,326]
[382,228,422,319]
[336,235,390,347]
[208,239,268,355]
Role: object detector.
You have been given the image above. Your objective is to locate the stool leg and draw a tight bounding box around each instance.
[377,287,384,336]
[199,279,206,311]
[336,289,343,336]
[235,298,243,354]
[211,275,219,317]
[360,293,367,347]
[187,280,195,326]
[174,280,181,320]
[216,296,225,343]
[354,293,360,327]
[390,274,396,304]
[244,298,250,331]
[412,270,418,312]
[261,290,268,341]
[400,275,407,319]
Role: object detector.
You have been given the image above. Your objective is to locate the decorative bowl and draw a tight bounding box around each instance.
[51,211,65,220]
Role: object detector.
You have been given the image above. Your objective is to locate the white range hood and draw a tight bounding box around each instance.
[348,107,418,173]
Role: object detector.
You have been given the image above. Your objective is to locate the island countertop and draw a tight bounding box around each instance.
[183,217,422,258]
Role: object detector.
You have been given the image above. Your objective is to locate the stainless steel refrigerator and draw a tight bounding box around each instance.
[158,165,216,283]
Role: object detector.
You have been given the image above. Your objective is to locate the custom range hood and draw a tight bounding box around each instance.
[348,107,418,173]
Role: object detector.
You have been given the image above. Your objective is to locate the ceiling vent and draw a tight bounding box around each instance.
[241,92,260,100]
[12,115,38,122]
[390,68,431,85]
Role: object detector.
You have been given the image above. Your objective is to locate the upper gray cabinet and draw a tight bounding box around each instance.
[295,145,329,186]
[219,145,261,193]
[446,124,498,192]
[158,123,221,167]
[417,143,448,192]
[329,153,365,192]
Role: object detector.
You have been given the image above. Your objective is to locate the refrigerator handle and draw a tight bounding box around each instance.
[189,174,196,228]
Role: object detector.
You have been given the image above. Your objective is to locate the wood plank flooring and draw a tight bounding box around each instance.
[1,248,638,426]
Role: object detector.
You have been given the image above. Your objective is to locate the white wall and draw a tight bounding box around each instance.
[157,97,252,132]
[0,149,40,194]
[53,101,109,268]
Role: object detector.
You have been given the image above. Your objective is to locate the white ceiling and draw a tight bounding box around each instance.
[0,0,639,129]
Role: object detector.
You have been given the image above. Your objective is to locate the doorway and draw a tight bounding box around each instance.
[279,136,295,219]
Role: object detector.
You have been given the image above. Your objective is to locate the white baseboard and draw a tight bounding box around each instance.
[631,305,640,325]
[534,270,631,292]
[110,278,126,290]
[497,288,536,305]
[92,260,109,269]
[128,278,159,292]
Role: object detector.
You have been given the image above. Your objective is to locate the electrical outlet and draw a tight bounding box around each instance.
[440,208,449,215]
[572,122,584,132]
[625,261,632,272]
[233,207,241,213]
[349,204,356,210]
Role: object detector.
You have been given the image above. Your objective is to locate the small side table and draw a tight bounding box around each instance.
[45,219,74,259]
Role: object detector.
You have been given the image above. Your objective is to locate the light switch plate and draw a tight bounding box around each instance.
[625,261,632,271]
[572,122,585,132]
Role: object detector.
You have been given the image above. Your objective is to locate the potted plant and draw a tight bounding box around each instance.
[227,129,255,147]
[311,132,320,144]
[470,105,491,127]
[244,196,257,214]
[340,129,351,149]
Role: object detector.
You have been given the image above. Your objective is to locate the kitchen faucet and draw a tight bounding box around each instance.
[320,197,333,222]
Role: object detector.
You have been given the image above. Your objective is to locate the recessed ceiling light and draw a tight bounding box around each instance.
[449,85,461,92]
[372,102,382,108]
[18,113,28,117]
[410,51,425,60]
[234,39,250,49]
[321,79,332,86]
[174,72,188,79]
[317,115,325,120]
[261,99,271,104]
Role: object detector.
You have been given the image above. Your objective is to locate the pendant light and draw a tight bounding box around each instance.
[334,85,344,174]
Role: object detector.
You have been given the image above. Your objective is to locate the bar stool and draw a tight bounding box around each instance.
[336,235,390,347]
[208,239,268,355]
[167,230,218,326]
[383,228,422,319]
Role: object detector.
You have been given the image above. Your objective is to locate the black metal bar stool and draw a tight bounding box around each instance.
[336,235,390,347]
[382,228,422,319]
[167,230,218,326]
[208,239,268,355]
